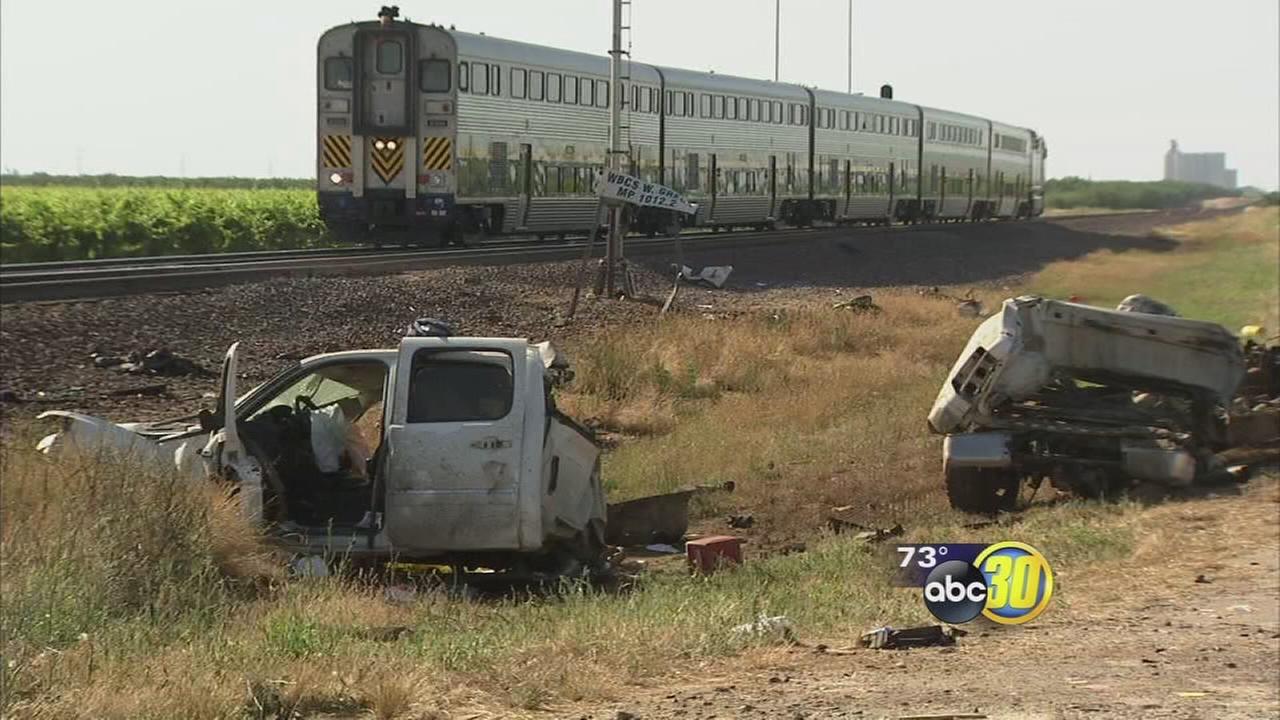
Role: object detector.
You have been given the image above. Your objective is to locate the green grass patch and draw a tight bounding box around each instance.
[1029,207,1280,330]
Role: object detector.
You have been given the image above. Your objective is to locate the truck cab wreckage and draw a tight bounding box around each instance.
[38,330,608,575]
[929,296,1247,512]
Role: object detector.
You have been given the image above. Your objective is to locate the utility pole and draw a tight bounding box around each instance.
[774,0,780,82]
[605,0,627,296]
[847,0,852,93]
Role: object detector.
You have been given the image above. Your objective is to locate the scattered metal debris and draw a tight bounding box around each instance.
[731,613,795,644]
[90,349,213,377]
[955,298,984,317]
[677,264,734,289]
[860,624,965,650]
[606,490,696,546]
[833,294,881,313]
[605,483,735,546]
[1116,294,1179,317]
[726,513,754,529]
[917,286,984,317]
[827,506,904,542]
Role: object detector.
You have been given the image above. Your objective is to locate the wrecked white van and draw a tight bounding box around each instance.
[39,336,606,571]
[928,296,1245,512]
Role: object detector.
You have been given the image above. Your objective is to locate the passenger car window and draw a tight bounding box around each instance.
[547,73,562,102]
[582,77,594,106]
[375,40,403,74]
[472,62,489,94]
[565,75,579,104]
[418,59,451,93]
[529,70,545,100]
[407,356,513,423]
[596,79,609,107]
[458,61,469,92]
[324,57,353,90]
[511,68,527,98]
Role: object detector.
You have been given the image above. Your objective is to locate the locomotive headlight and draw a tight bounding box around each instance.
[429,173,447,187]
[328,172,343,185]
[386,140,397,151]
[374,140,386,150]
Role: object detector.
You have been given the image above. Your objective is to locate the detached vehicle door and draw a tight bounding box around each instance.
[382,337,541,552]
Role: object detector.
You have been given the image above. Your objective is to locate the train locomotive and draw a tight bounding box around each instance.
[316,7,1047,245]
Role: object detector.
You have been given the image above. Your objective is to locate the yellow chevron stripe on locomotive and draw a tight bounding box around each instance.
[422,136,453,170]
[370,137,404,184]
[321,134,351,168]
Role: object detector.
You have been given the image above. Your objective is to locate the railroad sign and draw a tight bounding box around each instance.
[595,169,695,215]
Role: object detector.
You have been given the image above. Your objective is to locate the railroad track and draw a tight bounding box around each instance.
[0,227,828,303]
[0,210,1157,304]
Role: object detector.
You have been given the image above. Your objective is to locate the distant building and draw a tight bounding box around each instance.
[1164,140,1237,189]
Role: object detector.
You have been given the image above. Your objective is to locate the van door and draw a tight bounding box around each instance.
[203,342,264,523]
[382,338,532,552]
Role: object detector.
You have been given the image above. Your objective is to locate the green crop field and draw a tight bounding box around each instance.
[0,185,327,263]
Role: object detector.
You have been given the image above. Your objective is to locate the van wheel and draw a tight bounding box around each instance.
[945,467,1021,514]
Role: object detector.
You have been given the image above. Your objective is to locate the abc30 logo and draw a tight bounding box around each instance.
[923,542,1054,625]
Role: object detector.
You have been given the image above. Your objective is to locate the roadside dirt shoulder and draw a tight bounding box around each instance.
[575,479,1280,720]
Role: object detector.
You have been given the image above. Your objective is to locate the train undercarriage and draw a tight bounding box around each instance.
[319,193,1043,247]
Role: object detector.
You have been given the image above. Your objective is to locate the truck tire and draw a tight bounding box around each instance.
[946,467,1021,514]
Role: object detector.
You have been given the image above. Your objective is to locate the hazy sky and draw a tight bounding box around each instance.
[2,0,1277,187]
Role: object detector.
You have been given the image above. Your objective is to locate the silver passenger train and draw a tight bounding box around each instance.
[316,9,1047,244]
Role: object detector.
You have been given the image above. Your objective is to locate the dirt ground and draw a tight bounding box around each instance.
[0,207,1230,423]
[574,479,1280,720]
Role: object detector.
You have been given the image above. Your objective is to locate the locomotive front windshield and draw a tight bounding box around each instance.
[419,59,450,93]
[324,57,353,90]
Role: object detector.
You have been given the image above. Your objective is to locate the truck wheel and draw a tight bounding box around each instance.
[946,467,1021,514]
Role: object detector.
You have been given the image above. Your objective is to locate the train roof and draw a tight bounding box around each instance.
[450,30,662,84]
[811,88,918,115]
[657,65,809,100]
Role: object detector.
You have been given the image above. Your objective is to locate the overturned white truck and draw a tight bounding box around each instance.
[39,335,607,572]
[928,296,1245,513]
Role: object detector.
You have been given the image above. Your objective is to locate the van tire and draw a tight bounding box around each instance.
[946,467,1020,514]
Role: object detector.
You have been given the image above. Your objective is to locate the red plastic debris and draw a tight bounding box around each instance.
[685,535,743,574]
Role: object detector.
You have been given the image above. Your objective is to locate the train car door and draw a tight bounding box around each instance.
[842,159,851,218]
[518,144,533,227]
[887,162,896,218]
[355,29,414,197]
[967,169,975,217]
[709,154,718,218]
[768,156,778,218]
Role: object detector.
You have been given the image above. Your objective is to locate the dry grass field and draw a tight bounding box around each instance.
[1,207,1275,719]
